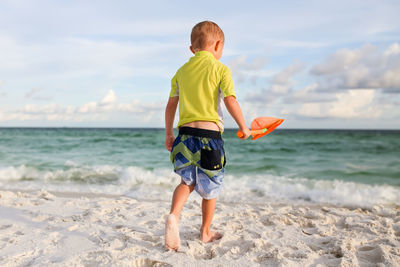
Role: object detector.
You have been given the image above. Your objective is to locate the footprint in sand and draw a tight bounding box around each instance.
[145,220,158,228]
[357,245,386,264]
[260,216,275,227]
[0,224,12,230]
[131,258,172,267]
[14,231,24,236]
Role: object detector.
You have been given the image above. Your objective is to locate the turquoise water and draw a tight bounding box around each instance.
[0,128,399,207]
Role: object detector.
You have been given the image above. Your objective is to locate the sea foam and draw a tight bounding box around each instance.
[0,164,399,208]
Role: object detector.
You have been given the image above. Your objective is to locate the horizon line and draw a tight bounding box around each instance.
[0,126,399,131]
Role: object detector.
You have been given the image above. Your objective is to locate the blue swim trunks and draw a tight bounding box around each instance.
[170,127,226,199]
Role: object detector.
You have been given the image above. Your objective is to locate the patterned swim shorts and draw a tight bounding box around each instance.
[170,127,226,199]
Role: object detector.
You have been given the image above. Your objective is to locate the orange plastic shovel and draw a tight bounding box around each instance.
[237,117,284,140]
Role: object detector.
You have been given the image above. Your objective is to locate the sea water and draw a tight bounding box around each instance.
[0,128,399,208]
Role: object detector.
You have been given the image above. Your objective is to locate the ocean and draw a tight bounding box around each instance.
[0,128,399,208]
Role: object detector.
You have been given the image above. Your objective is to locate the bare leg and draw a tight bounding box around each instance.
[165,180,194,250]
[170,180,194,222]
[200,198,222,243]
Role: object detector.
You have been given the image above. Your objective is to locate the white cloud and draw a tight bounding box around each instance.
[297,89,383,119]
[0,35,181,83]
[384,43,400,57]
[310,43,400,91]
[24,88,52,100]
[117,100,163,113]
[22,103,62,114]
[76,90,117,114]
[101,90,116,105]
[246,60,305,103]
[273,60,304,85]
[99,90,117,111]
[266,39,329,49]
[382,66,400,89]
[25,88,40,98]
[228,54,269,84]
[77,102,98,114]
[311,47,364,75]
[241,43,400,124]
[328,90,377,118]
[270,60,304,94]
[0,90,163,123]
[0,79,5,97]
[283,83,336,104]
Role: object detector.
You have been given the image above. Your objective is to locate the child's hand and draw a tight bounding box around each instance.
[165,134,175,151]
[238,127,251,139]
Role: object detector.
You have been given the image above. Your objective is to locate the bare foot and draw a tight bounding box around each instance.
[165,214,180,251]
[200,230,223,243]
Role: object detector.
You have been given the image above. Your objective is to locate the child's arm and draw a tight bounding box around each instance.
[165,96,179,151]
[224,96,251,139]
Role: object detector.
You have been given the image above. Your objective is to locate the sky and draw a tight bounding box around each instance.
[0,0,399,129]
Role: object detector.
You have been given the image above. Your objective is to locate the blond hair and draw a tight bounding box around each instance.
[191,21,224,50]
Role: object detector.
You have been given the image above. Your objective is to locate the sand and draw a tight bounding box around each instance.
[0,189,399,267]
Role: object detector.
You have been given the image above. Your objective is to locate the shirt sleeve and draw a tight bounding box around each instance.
[219,66,236,97]
[169,72,179,97]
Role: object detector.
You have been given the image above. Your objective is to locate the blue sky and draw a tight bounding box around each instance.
[0,0,399,129]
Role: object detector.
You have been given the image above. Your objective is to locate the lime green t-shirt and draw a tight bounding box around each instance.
[169,51,236,131]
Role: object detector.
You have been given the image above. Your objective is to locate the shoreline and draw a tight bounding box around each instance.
[2,186,398,211]
[1,188,399,266]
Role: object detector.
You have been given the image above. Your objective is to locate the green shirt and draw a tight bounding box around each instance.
[169,51,236,131]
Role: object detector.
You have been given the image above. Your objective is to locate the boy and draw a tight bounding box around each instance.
[164,21,250,251]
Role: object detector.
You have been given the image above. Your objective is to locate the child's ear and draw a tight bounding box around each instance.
[189,46,195,54]
[215,40,221,52]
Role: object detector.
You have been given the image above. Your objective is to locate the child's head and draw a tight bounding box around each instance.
[190,21,225,59]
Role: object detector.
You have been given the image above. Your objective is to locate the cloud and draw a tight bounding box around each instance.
[0,35,181,84]
[24,88,52,100]
[73,89,118,114]
[246,60,305,103]
[384,43,400,57]
[77,90,117,114]
[270,60,305,94]
[0,90,163,123]
[244,43,400,122]
[117,100,163,113]
[328,90,378,118]
[99,90,116,111]
[0,80,6,97]
[296,89,384,119]
[264,39,330,49]
[310,43,400,91]
[282,83,336,104]
[117,100,164,122]
[25,88,40,98]
[100,90,116,105]
[228,54,269,84]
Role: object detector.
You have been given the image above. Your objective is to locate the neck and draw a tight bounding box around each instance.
[194,48,217,59]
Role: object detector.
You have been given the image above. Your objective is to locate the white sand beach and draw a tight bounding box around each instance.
[0,189,399,266]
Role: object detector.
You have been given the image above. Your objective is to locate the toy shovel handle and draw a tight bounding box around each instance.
[236,128,267,138]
